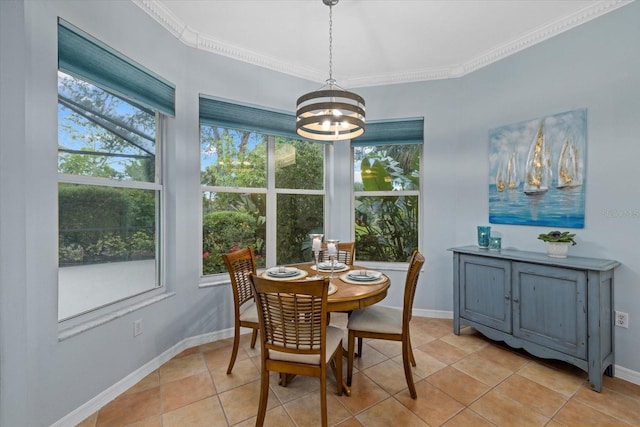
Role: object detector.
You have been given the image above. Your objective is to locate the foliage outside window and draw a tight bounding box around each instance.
[200,126,324,276]
[57,71,161,320]
[354,144,420,262]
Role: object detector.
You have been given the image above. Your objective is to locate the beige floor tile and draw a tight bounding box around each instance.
[396,380,465,426]
[158,352,207,384]
[427,366,490,406]
[96,388,161,427]
[391,347,447,379]
[203,344,249,371]
[125,416,163,427]
[335,417,365,427]
[217,380,278,425]
[442,408,496,427]
[160,371,216,412]
[408,323,437,347]
[174,346,201,359]
[552,399,633,426]
[234,405,296,427]
[285,390,351,427]
[474,343,530,372]
[452,353,513,387]
[414,318,455,339]
[123,371,159,396]
[517,361,585,397]
[366,339,402,359]
[494,373,567,418]
[573,384,640,425]
[440,329,490,353]
[338,372,390,415]
[162,396,227,427]
[417,338,470,365]
[361,359,419,396]
[351,342,388,372]
[470,389,549,427]
[266,370,320,403]
[602,375,640,402]
[210,357,260,393]
[356,397,428,427]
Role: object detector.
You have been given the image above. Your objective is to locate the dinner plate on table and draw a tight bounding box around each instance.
[346,270,382,282]
[266,267,300,278]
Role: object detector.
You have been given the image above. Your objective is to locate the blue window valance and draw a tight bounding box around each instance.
[58,19,175,117]
[350,118,424,147]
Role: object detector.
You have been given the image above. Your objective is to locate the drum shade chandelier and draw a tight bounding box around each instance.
[296,0,365,141]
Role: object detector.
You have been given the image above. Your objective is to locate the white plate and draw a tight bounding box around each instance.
[266,267,299,278]
[347,270,381,281]
[318,262,347,270]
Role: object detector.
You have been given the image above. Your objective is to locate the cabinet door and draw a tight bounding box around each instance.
[512,262,587,359]
[459,255,511,333]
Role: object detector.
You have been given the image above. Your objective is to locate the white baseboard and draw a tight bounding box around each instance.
[51,327,235,427]
[615,364,640,386]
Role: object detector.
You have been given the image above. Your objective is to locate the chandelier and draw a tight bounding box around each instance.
[296,0,365,141]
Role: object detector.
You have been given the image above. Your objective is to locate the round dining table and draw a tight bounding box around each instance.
[291,263,390,312]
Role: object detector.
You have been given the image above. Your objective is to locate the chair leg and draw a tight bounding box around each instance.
[320,369,328,427]
[226,324,240,375]
[402,340,417,399]
[255,367,270,427]
[357,337,363,357]
[250,328,258,349]
[347,330,356,386]
[335,343,343,396]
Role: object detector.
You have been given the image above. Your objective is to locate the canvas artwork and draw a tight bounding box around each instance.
[489,108,587,228]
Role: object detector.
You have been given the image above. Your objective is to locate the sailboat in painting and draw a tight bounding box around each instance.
[523,123,551,196]
[496,152,519,192]
[557,139,582,188]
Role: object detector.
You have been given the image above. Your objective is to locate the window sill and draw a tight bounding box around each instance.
[58,291,175,341]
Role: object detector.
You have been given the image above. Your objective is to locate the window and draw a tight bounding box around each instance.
[352,119,424,262]
[57,20,174,320]
[200,97,325,276]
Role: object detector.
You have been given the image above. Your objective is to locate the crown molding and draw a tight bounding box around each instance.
[133,0,633,88]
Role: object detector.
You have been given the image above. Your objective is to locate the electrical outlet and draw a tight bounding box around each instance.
[615,311,629,328]
[134,319,143,336]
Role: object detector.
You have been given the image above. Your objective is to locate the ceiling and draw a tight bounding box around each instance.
[133,0,632,88]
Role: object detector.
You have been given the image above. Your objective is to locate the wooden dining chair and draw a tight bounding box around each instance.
[320,241,355,265]
[222,247,259,375]
[250,274,343,427]
[346,250,425,399]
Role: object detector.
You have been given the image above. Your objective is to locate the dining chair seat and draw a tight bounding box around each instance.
[269,326,343,365]
[238,302,258,324]
[346,306,402,335]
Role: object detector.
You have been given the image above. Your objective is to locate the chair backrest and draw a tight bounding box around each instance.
[222,247,257,310]
[250,275,330,362]
[320,241,356,265]
[403,251,425,328]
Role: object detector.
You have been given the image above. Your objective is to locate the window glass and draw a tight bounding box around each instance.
[57,71,161,320]
[275,138,324,190]
[58,72,156,182]
[354,144,420,262]
[276,194,324,264]
[200,123,325,276]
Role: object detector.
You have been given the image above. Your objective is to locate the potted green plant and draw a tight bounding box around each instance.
[537,230,576,258]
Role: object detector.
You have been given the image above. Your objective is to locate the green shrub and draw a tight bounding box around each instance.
[202,211,256,275]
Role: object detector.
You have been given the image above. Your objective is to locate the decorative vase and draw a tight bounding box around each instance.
[477,226,491,249]
[545,242,570,258]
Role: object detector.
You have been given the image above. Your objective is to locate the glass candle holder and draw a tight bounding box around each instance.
[309,233,324,278]
[325,239,340,278]
[477,226,491,249]
[489,236,502,251]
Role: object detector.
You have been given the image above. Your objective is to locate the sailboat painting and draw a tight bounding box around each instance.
[489,109,586,228]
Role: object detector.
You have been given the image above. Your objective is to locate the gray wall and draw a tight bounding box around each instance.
[1,0,638,425]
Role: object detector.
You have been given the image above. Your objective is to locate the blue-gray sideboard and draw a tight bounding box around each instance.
[449,245,620,392]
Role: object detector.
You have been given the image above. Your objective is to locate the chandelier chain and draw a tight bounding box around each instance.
[328,3,333,83]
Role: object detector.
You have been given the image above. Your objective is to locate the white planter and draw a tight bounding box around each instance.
[545,242,571,258]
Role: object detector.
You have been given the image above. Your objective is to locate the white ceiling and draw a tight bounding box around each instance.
[133,0,632,88]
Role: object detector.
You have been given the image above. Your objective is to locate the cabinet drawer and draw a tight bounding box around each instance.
[512,262,587,358]
[459,255,511,333]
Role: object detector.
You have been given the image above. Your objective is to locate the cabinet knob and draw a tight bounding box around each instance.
[504,295,510,300]
[513,298,519,303]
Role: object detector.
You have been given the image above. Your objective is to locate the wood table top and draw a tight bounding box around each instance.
[292,263,390,312]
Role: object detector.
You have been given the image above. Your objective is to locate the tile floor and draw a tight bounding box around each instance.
[77,315,640,426]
